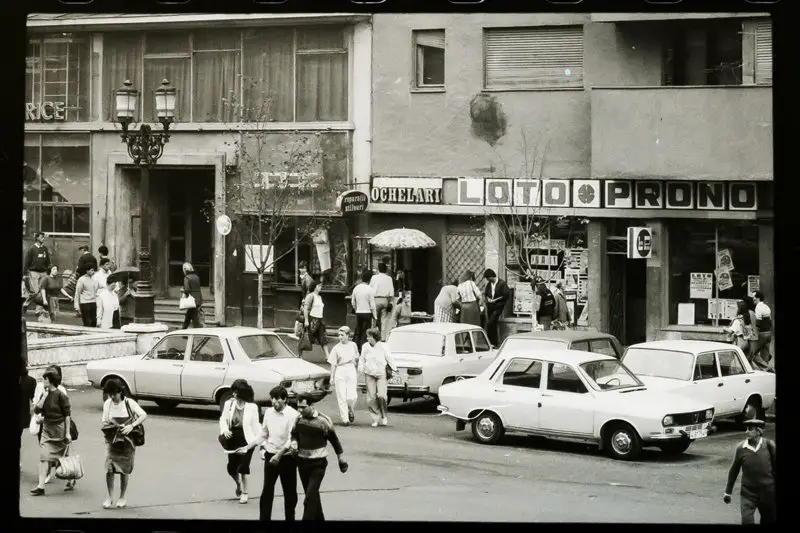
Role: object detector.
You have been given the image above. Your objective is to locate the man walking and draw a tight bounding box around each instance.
[533,276,556,331]
[369,262,395,340]
[482,269,510,347]
[351,271,377,348]
[23,232,50,312]
[751,292,773,371]
[723,419,776,524]
[290,394,348,521]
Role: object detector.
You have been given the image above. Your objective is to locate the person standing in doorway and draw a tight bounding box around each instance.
[534,277,556,331]
[483,269,510,346]
[358,327,397,427]
[751,292,773,371]
[723,419,775,524]
[74,266,99,327]
[350,270,377,349]
[456,270,483,327]
[182,262,203,329]
[327,326,360,426]
[298,261,314,308]
[290,394,348,521]
[369,262,395,340]
[23,232,51,313]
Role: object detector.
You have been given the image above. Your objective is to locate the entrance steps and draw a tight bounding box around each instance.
[154,299,219,330]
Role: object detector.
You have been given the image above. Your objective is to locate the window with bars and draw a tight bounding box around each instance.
[25,35,91,121]
[413,29,445,89]
[754,20,772,86]
[483,26,584,90]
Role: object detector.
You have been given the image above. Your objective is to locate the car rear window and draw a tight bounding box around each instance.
[238,335,296,361]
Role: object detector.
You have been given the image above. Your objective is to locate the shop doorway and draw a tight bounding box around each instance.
[164,169,215,299]
[608,254,647,347]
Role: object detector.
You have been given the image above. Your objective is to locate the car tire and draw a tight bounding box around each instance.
[737,397,765,426]
[218,390,233,413]
[471,411,504,445]
[155,400,180,410]
[658,439,693,456]
[604,423,642,461]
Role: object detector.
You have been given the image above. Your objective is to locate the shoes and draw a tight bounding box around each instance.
[116,499,127,509]
[64,480,75,492]
[340,421,349,426]
[235,485,242,498]
[370,422,379,428]
[348,407,355,423]
[102,499,113,509]
[239,493,248,504]
[29,487,45,496]
[380,417,388,426]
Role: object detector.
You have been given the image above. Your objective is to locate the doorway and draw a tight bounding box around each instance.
[165,169,214,300]
[608,254,647,346]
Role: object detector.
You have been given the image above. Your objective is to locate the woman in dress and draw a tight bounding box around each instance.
[30,367,73,496]
[32,365,69,485]
[327,326,360,425]
[101,377,147,509]
[302,281,331,360]
[182,262,203,329]
[220,379,261,504]
[38,265,62,323]
[433,280,460,323]
[358,327,397,428]
[456,270,484,327]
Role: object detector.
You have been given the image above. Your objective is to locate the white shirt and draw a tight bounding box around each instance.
[102,397,146,424]
[93,269,109,289]
[358,341,397,377]
[328,341,359,367]
[370,273,394,298]
[457,280,481,303]
[742,437,763,453]
[260,405,299,454]
[755,302,771,320]
[219,399,262,446]
[351,283,377,315]
[96,288,121,329]
[489,281,496,299]
[310,294,325,318]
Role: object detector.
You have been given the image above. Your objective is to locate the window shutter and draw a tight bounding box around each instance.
[755,20,772,86]
[415,30,445,50]
[485,26,584,89]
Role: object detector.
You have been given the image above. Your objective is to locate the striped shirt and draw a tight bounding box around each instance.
[291,410,343,459]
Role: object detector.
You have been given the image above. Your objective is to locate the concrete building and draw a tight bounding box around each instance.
[367,13,773,345]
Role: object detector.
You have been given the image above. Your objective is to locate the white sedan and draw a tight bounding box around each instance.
[621,340,776,422]
[437,337,715,460]
[357,323,497,402]
[86,327,331,410]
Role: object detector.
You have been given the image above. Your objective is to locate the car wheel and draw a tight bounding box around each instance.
[737,397,765,426]
[658,439,692,456]
[471,411,504,445]
[218,390,233,413]
[605,423,642,461]
[155,400,180,410]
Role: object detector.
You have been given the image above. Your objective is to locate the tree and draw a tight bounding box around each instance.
[208,84,337,328]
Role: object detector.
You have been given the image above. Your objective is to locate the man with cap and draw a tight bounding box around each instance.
[723,418,775,524]
[483,269,510,346]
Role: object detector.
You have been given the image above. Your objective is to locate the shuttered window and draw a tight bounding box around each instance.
[413,29,446,88]
[484,26,584,90]
[754,20,772,86]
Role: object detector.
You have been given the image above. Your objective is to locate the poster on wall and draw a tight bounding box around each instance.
[690,273,713,299]
[716,249,734,272]
[577,299,589,326]
[244,245,274,273]
[747,275,760,295]
[564,268,581,290]
[708,298,738,320]
[715,268,733,291]
[513,282,534,315]
[677,303,695,326]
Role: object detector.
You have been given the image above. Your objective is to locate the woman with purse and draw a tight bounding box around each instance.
[301,281,331,360]
[181,262,203,329]
[101,378,147,509]
[30,367,74,496]
[456,270,484,327]
[358,327,397,428]
[220,379,261,504]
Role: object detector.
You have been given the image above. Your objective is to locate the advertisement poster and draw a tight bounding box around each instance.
[747,275,760,296]
[564,268,581,290]
[513,282,534,315]
[690,273,713,299]
[715,269,733,291]
[677,303,695,325]
[708,299,738,320]
[716,249,734,272]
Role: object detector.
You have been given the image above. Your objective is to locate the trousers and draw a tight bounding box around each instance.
[298,457,328,521]
[741,484,776,524]
[334,366,358,423]
[259,453,298,521]
[79,302,97,327]
[354,313,373,348]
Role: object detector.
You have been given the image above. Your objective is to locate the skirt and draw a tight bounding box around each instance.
[39,420,68,463]
[433,305,454,323]
[106,440,136,475]
[226,426,254,477]
[460,301,481,326]
[308,317,327,346]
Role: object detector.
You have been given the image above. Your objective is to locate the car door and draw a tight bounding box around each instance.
[690,351,727,412]
[537,362,595,438]
[491,358,543,431]
[134,334,188,397]
[589,338,621,360]
[716,349,750,416]
[466,330,493,374]
[180,335,229,400]
[453,331,478,372]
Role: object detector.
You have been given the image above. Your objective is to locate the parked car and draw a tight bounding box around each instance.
[621,340,776,422]
[86,327,331,410]
[437,336,715,460]
[357,323,497,402]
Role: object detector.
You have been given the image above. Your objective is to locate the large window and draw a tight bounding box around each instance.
[661,19,743,86]
[25,34,91,121]
[103,26,349,123]
[484,26,584,90]
[669,221,760,326]
[272,219,349,288]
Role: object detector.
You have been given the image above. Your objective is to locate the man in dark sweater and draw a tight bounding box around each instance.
[23,232,51,312]
[290,394,348,521]
[723,419,775,524]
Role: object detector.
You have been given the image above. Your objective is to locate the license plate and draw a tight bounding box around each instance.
[689,429,708,440]
[293,381,314,394]
[388,375,404,386]
[685,424,703,432]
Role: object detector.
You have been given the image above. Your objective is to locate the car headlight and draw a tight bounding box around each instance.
[705,409,714,420]
[407,368,423,376]
[662,415,674,427]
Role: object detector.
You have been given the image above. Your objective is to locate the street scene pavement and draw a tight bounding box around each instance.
[19,385,770,522]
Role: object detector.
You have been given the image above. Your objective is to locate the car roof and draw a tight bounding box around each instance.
[391,323,483,335]
[502,348,617,366]
[165,327,278,338]
[626,340,733,354]
[507,330,618,343]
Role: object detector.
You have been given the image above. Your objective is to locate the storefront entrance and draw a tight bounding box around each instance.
[608,253,647,347]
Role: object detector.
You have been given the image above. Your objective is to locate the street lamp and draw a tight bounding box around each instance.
[115,79,176,324]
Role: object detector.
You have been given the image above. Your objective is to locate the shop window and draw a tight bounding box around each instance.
[266,220,347,289]
[26,34,91,122]
[669,221,759,326]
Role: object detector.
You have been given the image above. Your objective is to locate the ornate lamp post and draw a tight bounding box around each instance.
[115,79,176,324]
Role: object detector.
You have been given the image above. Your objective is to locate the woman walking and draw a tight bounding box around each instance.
[358,328,397,427]
[38,265,62,323]
[456,270,484,327]
[327,326,359,425]
[220,379,261,504]
[30,367,74,496]
[301,281,331,360]
[32,365,69,484]
[182,262,203,329]
[725,301,754,353]
[101,378,147,509]
[433,280,460,323]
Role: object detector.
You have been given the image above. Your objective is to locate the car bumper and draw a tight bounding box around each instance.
[357,384,431,399]
[644,421,713,442]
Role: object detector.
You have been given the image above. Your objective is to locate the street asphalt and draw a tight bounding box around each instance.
[19,384,774,522]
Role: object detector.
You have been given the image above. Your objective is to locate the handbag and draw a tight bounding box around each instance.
[385,363,394,380]
[298,330,313,352]
[69,419,79,441]
[179,293,197,310]
[54,445,84,480]
[124,399,146,447]
[29,414,42,435]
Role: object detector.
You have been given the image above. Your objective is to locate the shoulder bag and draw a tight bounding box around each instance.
[54,444,84,480]
[124,399,146,447]
[179,293,196,310]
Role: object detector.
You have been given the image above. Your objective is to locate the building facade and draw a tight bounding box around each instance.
[24,13,373,326]
[368,13,773,345]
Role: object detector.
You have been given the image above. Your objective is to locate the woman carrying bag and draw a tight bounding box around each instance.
[180,262,203,329]
[725,301,754,353]
[220,379,262,504]
[30,368,76,496]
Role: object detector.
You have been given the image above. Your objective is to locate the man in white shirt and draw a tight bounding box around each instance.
[253,386,299,522]
[93,257,112,289]
[369,262,395,340]
[751,292,773,371]
[351,271,377,348]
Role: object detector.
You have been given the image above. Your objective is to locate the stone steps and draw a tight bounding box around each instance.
[154,299,219,329]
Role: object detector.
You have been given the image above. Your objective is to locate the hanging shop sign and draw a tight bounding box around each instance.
[627,226,653,259]
[370,177,443,204]
[336,189,369,215]
[453,178,757,211]
[25,102,67,121]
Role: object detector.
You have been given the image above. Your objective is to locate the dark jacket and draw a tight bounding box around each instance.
[25,244,50,272]
[183,273,203,308]
[484,279,510,312]
[20,375,37,430]
[554,292,570,322]
[537,288,556,320]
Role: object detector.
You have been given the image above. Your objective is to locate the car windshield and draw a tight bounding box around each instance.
[580,360,643,391]
[387,331,446,356]
[238,335,296,361]
[500,338,567,358]
[622,348,694,381]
